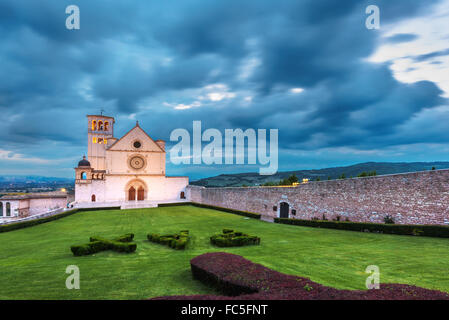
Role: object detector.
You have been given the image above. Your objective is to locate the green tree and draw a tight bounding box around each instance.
[279,174,299,186]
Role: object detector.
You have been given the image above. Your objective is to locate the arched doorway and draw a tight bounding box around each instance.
[280,202,289,218]
[91,194,96,202]
[125,179,147,201]
[128,187,136,201]
[180,191,185,199]
[137,187,144,201]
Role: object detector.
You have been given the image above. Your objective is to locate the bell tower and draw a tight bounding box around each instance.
[87,114,115,170]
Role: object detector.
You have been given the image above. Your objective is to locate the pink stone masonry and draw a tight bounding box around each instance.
[187,169,449,225]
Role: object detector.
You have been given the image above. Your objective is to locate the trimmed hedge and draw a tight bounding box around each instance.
[210,229,260,247]
[157,202,192,207]
[191,203,261,219]
[0,206,120,234]
[153,252,449,300]
[274,218,449,238]
[148,230,190,250]
[71,233,137,256]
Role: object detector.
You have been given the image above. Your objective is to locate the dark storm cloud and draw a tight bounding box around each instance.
[413,48,449,62]
[384,33,419,44]
[0,0,447,176]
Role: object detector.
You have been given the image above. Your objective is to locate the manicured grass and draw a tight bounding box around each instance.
[0,205,448,299]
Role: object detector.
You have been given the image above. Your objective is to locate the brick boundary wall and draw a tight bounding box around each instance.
[186,169,449,225]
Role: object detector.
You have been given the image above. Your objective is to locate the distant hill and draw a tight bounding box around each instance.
[0,176,73,184]
[190,162,449,187]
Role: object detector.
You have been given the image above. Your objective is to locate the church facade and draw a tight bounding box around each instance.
[74,115,188,205]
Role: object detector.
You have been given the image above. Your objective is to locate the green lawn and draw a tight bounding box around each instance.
[1,205,449,299]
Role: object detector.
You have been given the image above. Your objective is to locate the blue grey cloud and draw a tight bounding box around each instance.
[385,33,419,43]
[413,48,449,62]
[0,0,447,178]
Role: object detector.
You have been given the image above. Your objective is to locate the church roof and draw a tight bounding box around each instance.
[86,114,115,120]
[107,122,165,152]
[78,156,91,167]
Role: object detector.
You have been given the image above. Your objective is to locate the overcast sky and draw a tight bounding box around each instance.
[1,0,449,179]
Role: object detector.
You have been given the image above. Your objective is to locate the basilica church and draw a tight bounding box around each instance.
[74,114,188,206]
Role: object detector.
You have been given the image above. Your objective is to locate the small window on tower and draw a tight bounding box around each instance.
[93,137,97,143]
[92,120,97,131]
[98,138,103,144]
[104,139,107,144]
[98,121,103,131]
[104,121,109,131]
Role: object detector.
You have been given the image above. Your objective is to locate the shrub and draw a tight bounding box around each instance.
[112,241,137,253]
[152,252,449,300]
[147,230,190,250]
[274,218,449,238]
[210,229,260,247]
[71,233,136,256]
[71,241,110,256]
[384,215,395,224]
[190,203,261,219]
[115,233,135,242]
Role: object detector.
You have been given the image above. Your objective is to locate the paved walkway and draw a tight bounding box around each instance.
[0,207,67,225]
[0,199,190,226]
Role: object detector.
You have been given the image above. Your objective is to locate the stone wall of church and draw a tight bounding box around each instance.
[28,197,68,215]
[187,169,449,225]
[104,176,188,201]
[0,200,19,218]
[76,175,188,203]
[106,151,165,175]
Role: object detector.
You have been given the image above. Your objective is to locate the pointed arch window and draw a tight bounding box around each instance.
[6,202,11,217]
[137,187,144,201]
[128,187,136,201]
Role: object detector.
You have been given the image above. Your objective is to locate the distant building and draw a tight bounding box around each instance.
[74,114,188,207]
[0,192,67,221]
